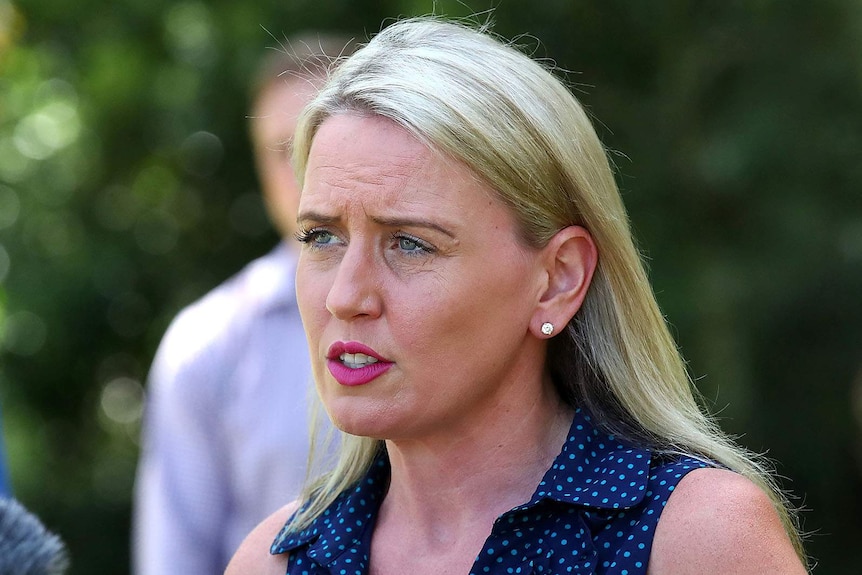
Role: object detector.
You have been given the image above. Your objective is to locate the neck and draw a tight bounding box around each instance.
[378,384,573,539]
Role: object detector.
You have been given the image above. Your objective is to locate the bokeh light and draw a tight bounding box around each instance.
[164,2,218,68]
[13,97,81,161]
[99,376,144,426]
[180,130,224,177]
[1,309,47,356]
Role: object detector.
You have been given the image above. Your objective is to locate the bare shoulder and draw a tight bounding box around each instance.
[648,467,807,575]
[224,501,299,575]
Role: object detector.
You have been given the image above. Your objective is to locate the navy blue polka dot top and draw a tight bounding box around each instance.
[271,408,709,574]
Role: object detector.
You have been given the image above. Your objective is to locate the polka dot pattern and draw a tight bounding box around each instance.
[272,409,708,574]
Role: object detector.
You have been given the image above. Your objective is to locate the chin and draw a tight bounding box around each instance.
[323,395,406,440]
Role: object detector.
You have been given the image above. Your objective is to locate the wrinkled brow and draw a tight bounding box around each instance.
[297,211,456,239]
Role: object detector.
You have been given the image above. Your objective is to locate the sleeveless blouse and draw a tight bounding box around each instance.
[272,409,708,574]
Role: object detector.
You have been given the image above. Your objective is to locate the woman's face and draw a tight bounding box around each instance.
[296,114,550,440]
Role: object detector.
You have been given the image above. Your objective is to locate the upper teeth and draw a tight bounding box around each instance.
[340,353,378,369]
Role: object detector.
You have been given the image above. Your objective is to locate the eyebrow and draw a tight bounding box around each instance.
[297,211,456,239]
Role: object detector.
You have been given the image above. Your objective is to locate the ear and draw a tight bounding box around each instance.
[531,225,597,338]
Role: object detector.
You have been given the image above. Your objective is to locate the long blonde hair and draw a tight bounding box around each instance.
[288,16,805,564]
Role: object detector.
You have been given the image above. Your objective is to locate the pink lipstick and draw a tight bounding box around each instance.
[326,341,393,386]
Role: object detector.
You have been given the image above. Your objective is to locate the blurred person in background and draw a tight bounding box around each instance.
[132,33,356,575]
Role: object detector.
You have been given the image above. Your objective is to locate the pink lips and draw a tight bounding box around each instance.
[326,341,393,386]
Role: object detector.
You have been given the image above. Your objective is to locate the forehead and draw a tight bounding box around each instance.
[307,114,429,173]
[300,114,490,211]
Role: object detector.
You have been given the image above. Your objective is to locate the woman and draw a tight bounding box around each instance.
[227,17,807,575]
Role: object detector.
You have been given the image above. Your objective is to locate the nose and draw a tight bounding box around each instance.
[325,242,383,321]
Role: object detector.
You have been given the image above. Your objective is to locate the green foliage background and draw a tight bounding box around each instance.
[1,0,860,572]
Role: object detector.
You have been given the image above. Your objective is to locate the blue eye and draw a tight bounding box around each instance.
[312,230,337,245]
[398,237,420,251]
[393,233,434,255]
[295,228,340,247]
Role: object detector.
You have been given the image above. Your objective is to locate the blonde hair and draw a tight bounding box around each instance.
[289,16,805,564]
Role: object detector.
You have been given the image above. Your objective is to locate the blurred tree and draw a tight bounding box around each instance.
[0,0,859,573]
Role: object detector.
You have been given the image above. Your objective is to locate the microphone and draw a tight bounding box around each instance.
[0,497,69,575]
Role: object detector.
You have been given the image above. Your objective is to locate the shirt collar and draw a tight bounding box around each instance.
[270,451,388,567]
[522,408,652,510]
[271,409,653,558]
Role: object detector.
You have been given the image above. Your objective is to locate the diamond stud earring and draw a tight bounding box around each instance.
[541,322,554,336]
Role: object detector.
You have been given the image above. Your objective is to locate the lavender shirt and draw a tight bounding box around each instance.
[133,243,316,575]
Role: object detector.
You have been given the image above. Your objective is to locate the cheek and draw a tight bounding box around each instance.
[427,257,534,339]
[388,279,482,359]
